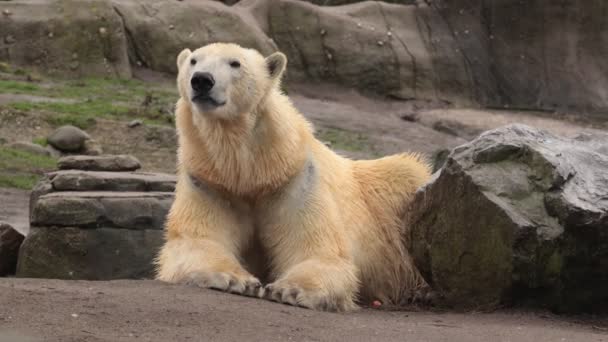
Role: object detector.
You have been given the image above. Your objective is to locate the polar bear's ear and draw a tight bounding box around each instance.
[265,52,287,81]
[176,48,192,69]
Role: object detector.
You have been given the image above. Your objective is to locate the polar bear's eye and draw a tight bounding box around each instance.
[190,58,196,66]
[229,60,241,68]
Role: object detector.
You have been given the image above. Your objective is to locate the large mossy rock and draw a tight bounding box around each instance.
[0,0,131,77]
[406,124,608,313]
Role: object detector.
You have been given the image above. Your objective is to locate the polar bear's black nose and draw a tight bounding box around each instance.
[191,72,215,94]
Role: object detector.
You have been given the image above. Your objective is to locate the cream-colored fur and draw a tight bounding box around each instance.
[156,43,432,312]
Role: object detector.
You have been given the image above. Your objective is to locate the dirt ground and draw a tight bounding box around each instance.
[0,278,606,342]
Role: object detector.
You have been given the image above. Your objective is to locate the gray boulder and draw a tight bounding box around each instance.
[406,124,608,313]
[0,222,25,276]
[49,170,176,192]
[16,227,162,280]
[8,141,51,156]
[31,191,173,229]
[47,125,90,152]
[58,155,141,172]
[20,153,174,281]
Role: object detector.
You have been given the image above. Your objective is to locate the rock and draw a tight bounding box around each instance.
[16,227,163,280]
[0,0,130,77]
[431,119,483,140]
[301,0,415,5]
[8,141,51,156]
[31,191,173,229]
[430,148,449,173]
[128,119,143,128]
[113,0,274,74]
[58,155,141,172]
[0,222,25,276]
[82,139,103,156]
[47,125,90,152]
[49,170,176,192]
[427,0,608,113]
[211,0,240,5]
[406,124,608,313]
[144,125,177,148]
[400,112,419,122]
[268,0,444,102]
[45,145,63,158]
[29,176,53,224]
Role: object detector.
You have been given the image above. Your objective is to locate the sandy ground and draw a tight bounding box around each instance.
[0,278,606,342]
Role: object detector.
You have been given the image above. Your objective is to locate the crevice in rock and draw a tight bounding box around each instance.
[429,2,477,104]
[277,2,313,79]
[414,5,440,101]
[377,2,408,97]
[113,5,148,69]
[315,12,336,79]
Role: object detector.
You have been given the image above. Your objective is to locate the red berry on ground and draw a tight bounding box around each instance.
[372,300,382,308]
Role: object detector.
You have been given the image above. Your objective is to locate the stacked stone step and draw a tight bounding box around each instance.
[16,155,176,280]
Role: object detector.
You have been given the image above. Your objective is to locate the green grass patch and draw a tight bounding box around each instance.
[0,74,178,127]
[0,80,41,93]
[0,172,41,190]
[32,137,48,147]
[0,146,57,190]
[316,127,374,153]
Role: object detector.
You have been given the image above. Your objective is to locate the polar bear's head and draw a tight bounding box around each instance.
[176,43,287,120]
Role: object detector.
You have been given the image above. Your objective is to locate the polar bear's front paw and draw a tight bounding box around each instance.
[183,271,262,297]
[260,282,354,312]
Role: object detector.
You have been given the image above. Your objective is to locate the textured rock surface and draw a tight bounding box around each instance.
[49,170,176,192]
[429,0,608,114]
[16,227,163,280]
[20,155,174,280]
[2,0,608,112]
[0,0,131,78]
[57,154,141,171]
[268,0,446,102]
[112,0,274,74]
[31,191,173,229]
[0,222,25,276]
[406,124,608,313]
[47,125,91,152]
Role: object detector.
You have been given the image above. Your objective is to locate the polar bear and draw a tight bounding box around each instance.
[156,43,432,312]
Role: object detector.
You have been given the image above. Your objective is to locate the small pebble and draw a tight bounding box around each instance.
[98,27,107,36]
[128,119,143,128]
[2,9,11,16]
[71,313,79,318]
[377,40,384,46]
[169,24,175,30]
